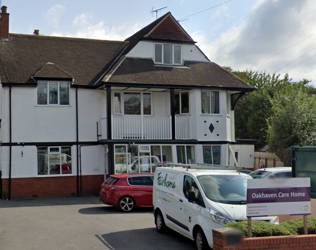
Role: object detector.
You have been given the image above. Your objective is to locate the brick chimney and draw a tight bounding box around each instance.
[0,6,9,39]
[33,29,39,35]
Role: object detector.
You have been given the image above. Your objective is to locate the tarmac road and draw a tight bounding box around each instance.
[0,196,195,250]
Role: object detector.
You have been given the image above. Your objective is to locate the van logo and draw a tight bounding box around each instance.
[157,172,176,188]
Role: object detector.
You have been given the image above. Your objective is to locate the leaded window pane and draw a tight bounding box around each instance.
[124,93,141,115]
[211,91,219,114]
[114,93,121,113]
[143,93,151,115]
[181,92,189,113]
[163,44,172,64]
[37,82,47,105]
[49,82,58,104]
[59,82,69,105]
[174,45,181,64]
[201,91,210,114]
[155,44,162,63]
[203,146,213,164]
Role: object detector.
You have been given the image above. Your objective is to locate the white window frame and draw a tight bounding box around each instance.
[202,145,221,165]
[37,81,70,106]
[154,43,182,65]
[176,145,195,164]
[114,92,153,116]
[114,93,122,114]
[201,90,220,115]
[37,146,72,176]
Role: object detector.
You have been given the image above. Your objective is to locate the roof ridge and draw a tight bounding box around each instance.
[8,33,129,44]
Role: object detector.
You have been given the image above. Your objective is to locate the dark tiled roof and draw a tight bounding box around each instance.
[0,34,128,85]
[104,58,254,90]
[34,62,73,79]
[124,12,194,55]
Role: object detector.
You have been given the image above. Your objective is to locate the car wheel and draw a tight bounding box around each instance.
[155,210,166,233]
[118,196,135,212]
[194,228,209,250]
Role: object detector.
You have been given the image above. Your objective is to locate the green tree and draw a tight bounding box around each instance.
[228,69,291,150]
[267,85,316,165]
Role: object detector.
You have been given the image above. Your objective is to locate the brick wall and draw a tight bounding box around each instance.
[1,175,104,199]
[213,228,316,250]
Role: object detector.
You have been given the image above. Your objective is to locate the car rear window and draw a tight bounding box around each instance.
[250,171,272,179]
[128,176,153,186]
[104,177,119,185]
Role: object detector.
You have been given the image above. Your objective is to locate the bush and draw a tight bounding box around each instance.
[224,218,316,238]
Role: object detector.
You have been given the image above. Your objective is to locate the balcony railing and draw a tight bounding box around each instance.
[102,115,191,140]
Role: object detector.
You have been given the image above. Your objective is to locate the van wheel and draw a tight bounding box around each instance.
[118,196,135,212]
[155,210,166,233]
[194,228,209,250]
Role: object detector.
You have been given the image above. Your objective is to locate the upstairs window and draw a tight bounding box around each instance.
[37,81,69,105]
[155,44,182,65]
[175,92,189,114]
[114,92,152,115]
[201,91,219,114]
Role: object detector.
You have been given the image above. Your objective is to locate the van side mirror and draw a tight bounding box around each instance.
[187,190,195,203]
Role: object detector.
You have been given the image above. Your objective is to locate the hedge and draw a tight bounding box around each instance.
[224,217,316,237]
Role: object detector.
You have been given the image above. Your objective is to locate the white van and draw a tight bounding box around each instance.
[153,164,279,250]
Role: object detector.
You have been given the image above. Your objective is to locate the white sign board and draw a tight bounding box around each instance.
[247,178,311,217]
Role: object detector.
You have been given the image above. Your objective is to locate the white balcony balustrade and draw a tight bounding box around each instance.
[98,116,191,140]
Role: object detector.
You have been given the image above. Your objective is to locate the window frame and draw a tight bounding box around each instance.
[202,145,221,165]
[154,43,182,65]
[37,81,70,106]
[37,146,72,176]
[175,91,190,114]
[176,145,195,164]
[201,90,220,115]
[113,92,152,116]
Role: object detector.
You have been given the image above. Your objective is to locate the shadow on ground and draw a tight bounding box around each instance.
[79,206,153,215]
[96,228,195,250]
[0,195,101,208]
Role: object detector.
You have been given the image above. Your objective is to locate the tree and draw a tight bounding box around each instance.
[227,69,291,150]
[267,85,316,165]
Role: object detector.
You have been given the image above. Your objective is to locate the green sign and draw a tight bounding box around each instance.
[157,172,176,188]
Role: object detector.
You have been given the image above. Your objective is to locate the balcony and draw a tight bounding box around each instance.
[100,116,191,140]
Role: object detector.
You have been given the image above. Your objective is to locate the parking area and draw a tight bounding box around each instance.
[0,196,195,250]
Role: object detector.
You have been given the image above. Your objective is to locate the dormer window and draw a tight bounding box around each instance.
[155,44,182,65]
[37,81,69,105]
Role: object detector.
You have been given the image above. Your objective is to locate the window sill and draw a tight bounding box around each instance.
[200,114,221,116]
[154,64,189,69]
[37,174,75,177]
[35,105,71,107]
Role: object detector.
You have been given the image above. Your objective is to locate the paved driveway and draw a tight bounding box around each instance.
[0,196,195,250]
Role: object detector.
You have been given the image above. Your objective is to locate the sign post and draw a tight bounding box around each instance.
[247,178,311,237]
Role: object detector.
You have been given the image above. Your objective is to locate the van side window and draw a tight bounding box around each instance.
[183,176,205,207]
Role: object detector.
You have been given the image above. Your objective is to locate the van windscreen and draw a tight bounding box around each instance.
[197,175,249,204]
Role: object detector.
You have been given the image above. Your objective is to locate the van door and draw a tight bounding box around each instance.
[177,175,207,237]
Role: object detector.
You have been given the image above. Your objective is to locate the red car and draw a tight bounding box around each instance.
[100,174,154,212]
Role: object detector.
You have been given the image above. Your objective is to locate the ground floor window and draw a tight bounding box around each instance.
[176,145,195,164]
[38,146,72,175]
[203,145,221,165]
[114,144,172,174]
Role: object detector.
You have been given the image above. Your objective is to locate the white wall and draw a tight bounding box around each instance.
[80,145,106,176]
[230,144,255,169]
[11,87,76,142]
[126,41,209,62]
[78,89,107,142]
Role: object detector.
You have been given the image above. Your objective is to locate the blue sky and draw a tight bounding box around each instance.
[3,0,316,85]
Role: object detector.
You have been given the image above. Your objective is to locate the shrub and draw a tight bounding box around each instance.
[282,217,316,235]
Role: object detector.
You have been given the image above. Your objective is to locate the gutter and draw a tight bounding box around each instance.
[8,85,12,200]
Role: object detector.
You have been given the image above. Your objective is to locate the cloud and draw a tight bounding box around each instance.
[52,13,141,41]
[44,4,66,28]
[201,0,316,84]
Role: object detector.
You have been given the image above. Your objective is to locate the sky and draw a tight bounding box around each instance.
[2,0,316,86]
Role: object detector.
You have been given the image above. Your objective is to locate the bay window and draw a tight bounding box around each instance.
[201,90,219,114]
[37,81,69,105]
